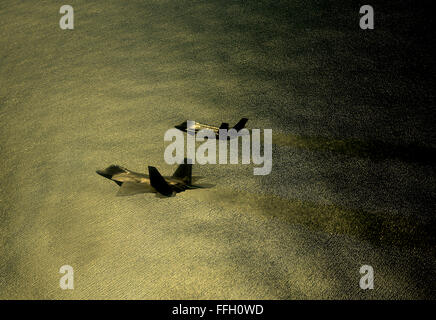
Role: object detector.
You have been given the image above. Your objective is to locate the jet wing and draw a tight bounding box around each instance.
[116,182,152,196]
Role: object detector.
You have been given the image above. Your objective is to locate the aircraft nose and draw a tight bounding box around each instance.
[175,122,187,130]
[96,170,112,179]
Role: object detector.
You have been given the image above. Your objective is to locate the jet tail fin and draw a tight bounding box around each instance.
[219,122,229,130]
[172,158,192,185]
[148,166,174,197]
[233,118,248,131]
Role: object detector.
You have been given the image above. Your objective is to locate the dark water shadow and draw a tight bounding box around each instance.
[273,133,436,166]
[188,188,436,298]
[190,189,436,254]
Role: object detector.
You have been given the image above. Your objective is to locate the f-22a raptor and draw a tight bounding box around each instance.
[175,118,248,138]
[96,158,213,197]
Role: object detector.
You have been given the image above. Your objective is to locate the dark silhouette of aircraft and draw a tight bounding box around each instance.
[175,118,248,138]
[96,158,213,197]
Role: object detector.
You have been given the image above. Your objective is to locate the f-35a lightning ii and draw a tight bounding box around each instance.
[174,118,248,138]
[96,159,213,197]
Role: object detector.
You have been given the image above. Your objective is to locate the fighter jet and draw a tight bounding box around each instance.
[96,158,213,197]
[174,118,248,138]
